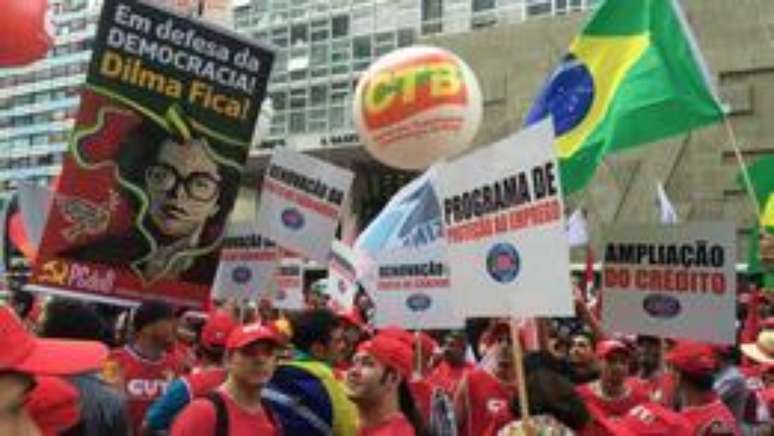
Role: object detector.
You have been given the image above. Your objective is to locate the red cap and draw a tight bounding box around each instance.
[226,323,285,351]
[0,306,108,375]
[25,376,81,436]
[666,341,717,376]
[380,326,438,360]
[201,310,237,348]
[596,340,629,359]
[358,333,414,378]
[597,403,693,436]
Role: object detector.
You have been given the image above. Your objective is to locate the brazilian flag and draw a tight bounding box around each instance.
[744,156,774,231]
[525,0,724,195]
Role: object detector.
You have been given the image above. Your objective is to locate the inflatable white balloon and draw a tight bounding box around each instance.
[353,46,483,170]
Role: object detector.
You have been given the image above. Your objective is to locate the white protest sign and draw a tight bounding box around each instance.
[433,119,573,318]
[212,222,277,302]
[602,222,736,344]
[356,167,464,329]
[326,240,358,312]
[256,149,354,264]
[271,252,305,310]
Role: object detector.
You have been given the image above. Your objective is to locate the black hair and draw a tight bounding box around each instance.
[133,299,176,334]
[513,351,591,431]
[115,116,241,247]
[289,308,340,354]
[680,370,715,392]
[10,290,35,319]
[198,344,226,364]
[398,379,428,436]
[39,298,111,345]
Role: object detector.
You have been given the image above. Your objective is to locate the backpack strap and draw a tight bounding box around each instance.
[205,392,229,436]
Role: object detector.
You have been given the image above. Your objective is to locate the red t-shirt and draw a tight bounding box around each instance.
[680,396,741,436]
[428,361,474,395]
[359,414,416,436]
[638,371,677,406]
[183,368,227,398]
[458,368,516,436]
[171,389,279,436]
[576,378,650,417]
[108,345,184,434]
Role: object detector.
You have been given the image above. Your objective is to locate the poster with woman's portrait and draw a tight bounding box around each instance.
[29,0,273,308]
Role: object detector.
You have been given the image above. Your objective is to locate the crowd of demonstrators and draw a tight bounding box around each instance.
[0,276,773,436]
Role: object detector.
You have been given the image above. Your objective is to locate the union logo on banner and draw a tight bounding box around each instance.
[486,242,521,284]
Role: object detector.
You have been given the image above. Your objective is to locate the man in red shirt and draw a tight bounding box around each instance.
[144,309,238,433]
[346,331,422,436]
[577,340,650,417]
[667,340,741,436]
[428,330,474,396]
[455,321,517,436]
[105,300,185,435]
[171,322,285,436]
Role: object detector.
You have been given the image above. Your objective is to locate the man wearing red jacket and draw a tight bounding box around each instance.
[667,341,741,436]
[455,321,517,436]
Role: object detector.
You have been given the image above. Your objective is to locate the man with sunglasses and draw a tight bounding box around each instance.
[0,305,108,435]
[171,322,285,436]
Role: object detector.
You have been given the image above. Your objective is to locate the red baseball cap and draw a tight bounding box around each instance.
[596,340,629,359]
[226,323,285,351]
[201,310,237,348]
[380,326,438,360]
[0,306,108,375]
[358,333,414,378]
[666,341,717,376]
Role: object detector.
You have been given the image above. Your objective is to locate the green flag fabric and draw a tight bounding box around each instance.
[525,0,725,194]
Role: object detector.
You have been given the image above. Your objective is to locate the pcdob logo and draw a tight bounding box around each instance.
[486,243,521,284]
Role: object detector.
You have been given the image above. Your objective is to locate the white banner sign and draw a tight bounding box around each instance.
[602,222,736,344]
[212,223,277,302]
[433,119,573,318]
[271,253,304,310]
[356,167,463,329]
[256,149,354,264]
[326,240,358,312]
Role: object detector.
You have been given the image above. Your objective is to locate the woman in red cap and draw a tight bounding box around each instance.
[345,332,425,436]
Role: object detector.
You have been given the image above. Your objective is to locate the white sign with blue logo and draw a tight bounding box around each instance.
[326,240,359,312]
[270,253,305,310]
[256,149,354,264]
[602,222,736,344]
[212,222,278,302]
[355,167,464,329]
[433,119,574,318]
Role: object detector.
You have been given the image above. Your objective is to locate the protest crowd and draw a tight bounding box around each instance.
[0,279,773,436]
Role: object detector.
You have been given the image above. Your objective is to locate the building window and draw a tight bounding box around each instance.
[422,0,443,34]
[331,15,349,38]
[353,36,371,60]
[289,111,305,133]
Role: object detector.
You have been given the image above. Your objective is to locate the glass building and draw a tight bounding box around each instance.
[232,0,597,149]
[0,0,598,199]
